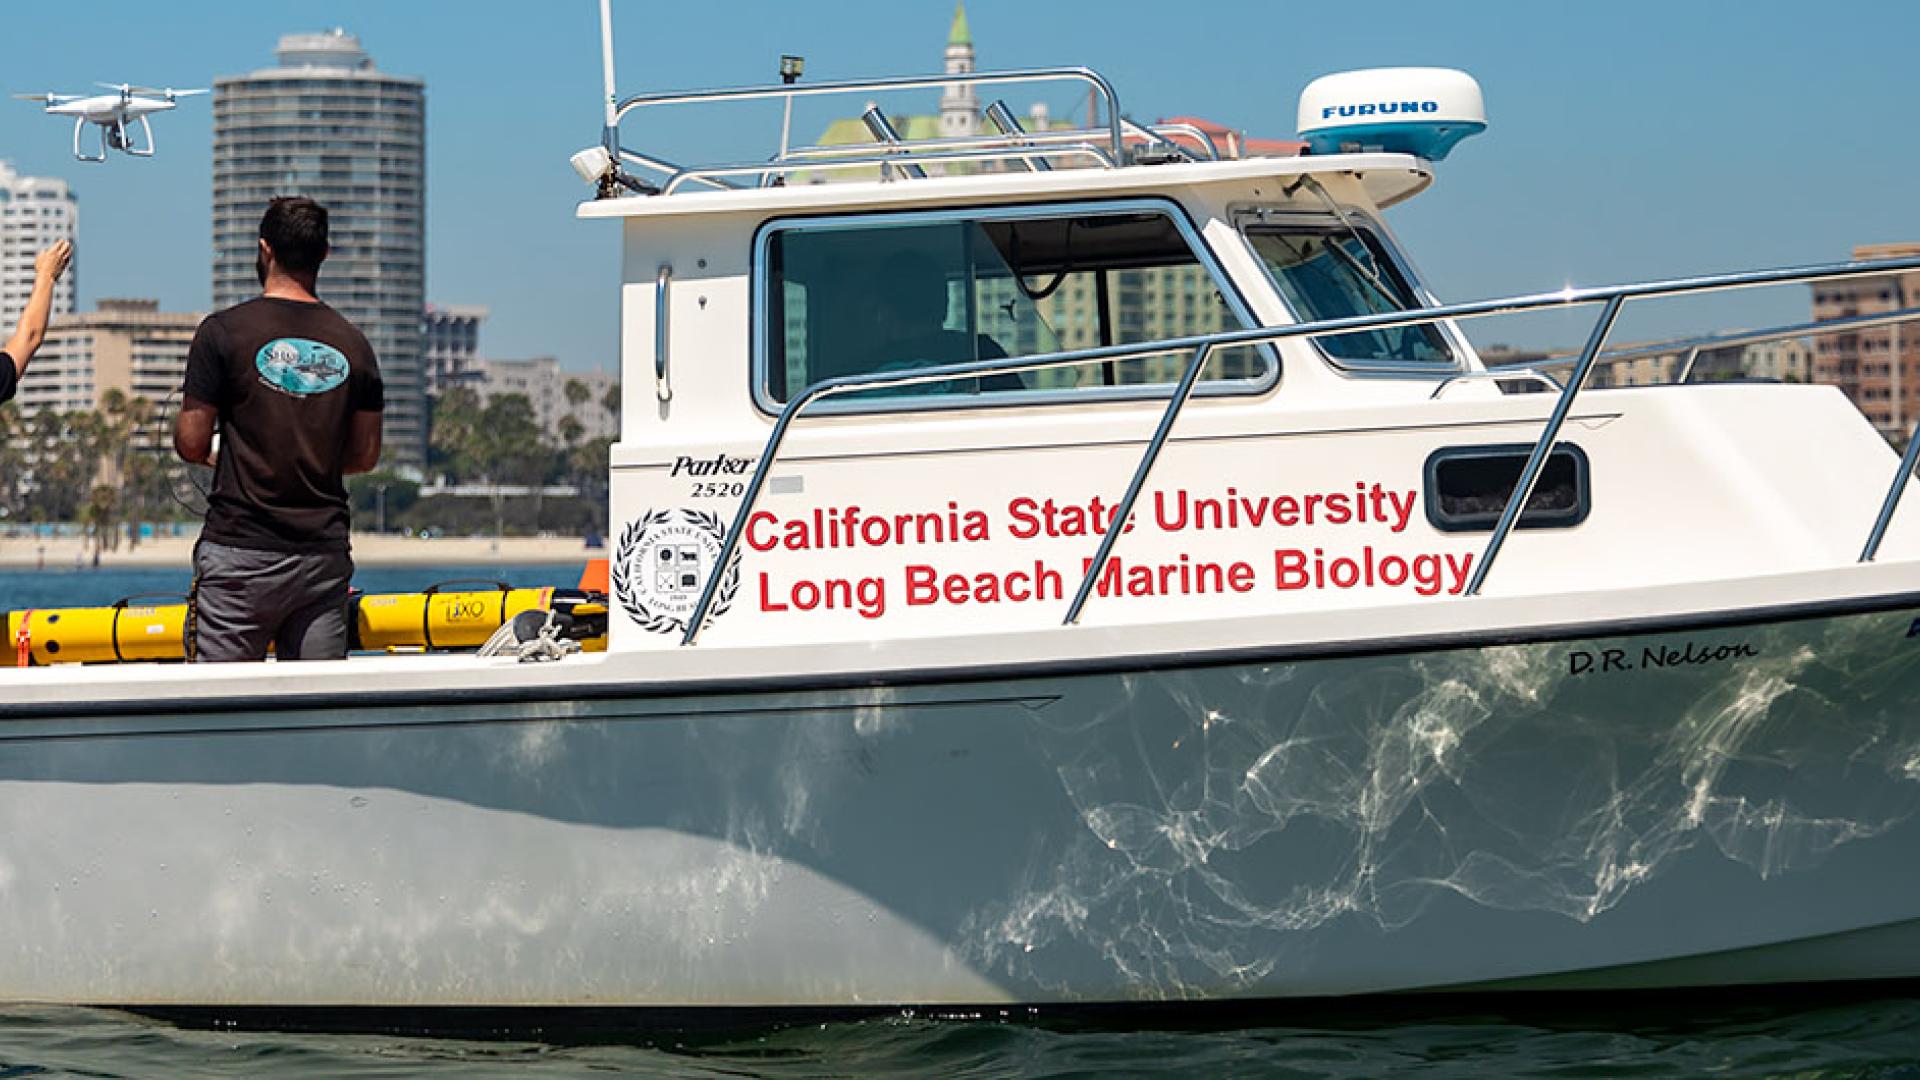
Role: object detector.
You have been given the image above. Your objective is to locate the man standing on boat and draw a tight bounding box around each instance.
[172,197,383,662]
[0,240,74,405]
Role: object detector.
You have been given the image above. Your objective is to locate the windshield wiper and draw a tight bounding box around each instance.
[1323,236,1405,313]
[1292,175,1401,309]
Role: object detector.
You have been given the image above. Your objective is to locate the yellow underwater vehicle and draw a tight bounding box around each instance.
[8,566,609,666]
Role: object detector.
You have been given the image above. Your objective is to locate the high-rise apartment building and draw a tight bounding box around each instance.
[0,162,77,332]
[15,300,202,438]
[212,29,426,466]
[1813,242,1920,438]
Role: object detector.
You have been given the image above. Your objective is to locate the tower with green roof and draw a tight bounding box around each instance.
[940,2,977,139]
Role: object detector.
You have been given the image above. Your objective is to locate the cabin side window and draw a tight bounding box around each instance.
[1423,443,1591,531]
[1242,217,1456,367]
[759,203,1270,408]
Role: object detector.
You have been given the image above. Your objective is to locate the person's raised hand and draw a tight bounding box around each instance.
[34,240,71,283]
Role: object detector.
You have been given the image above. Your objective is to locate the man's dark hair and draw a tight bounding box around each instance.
[259,197,329,276]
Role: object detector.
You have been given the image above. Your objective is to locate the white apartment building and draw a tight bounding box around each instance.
[473,356,618,443]
[15,301,202,433]
[0,162,77,333]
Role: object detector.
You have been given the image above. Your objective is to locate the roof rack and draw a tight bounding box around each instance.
[600,66,1227,197]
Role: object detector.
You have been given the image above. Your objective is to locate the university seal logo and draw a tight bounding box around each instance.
[612,508,738,635]
[256,338,349,396]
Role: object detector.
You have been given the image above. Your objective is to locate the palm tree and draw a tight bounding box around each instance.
[600,381,621,429]
[429,386,484,483]
[562,377,591,452]
[24,409,100,523]
[120,395,161,545]
[570,435,613,533]
[83,482,118,561]
[0,403,24,520]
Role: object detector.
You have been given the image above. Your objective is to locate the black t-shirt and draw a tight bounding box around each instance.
[182,298,383,553]
[0,351,16,405]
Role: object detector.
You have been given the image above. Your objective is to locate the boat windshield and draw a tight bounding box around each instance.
[1243,221,1455,366]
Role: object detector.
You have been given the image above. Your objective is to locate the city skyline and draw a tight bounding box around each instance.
[0,1,1911,373]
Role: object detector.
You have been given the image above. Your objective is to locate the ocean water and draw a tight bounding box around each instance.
[2,995,1920,1077]
[0,564,590,612]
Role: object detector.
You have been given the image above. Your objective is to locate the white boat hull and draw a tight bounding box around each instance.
[3,598,1920,1011]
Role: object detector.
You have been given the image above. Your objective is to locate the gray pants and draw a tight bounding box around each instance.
[191,540,353,662]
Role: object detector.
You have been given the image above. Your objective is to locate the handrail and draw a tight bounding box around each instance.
[678,254,1920,644]
[780,127,1110,165]
[984,100,1050,173]
[614,67,1127,190]
[1120,118,1201,162]
[662,145,1119,194]
[774,120,1216,171]
[1429,368,1563,399]
[1490,307,1920,380]
[654,264,672,402]
[616,147,735,191]
[1864,411,1920,562]
[1145,122,1221,161]
[1158,123,1224,161]
[1461,296,1622,595]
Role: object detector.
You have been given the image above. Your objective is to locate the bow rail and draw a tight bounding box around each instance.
[680,255,1920,644]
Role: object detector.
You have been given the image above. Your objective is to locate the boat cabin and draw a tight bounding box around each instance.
[574,65,1920,654]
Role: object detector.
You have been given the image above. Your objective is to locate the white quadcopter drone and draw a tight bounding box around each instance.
[14,83,207,162]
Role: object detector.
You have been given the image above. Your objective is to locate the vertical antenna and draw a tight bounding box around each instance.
[599,0,619,152]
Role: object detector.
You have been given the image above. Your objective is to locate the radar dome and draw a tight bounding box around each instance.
[1297,68,1485,161]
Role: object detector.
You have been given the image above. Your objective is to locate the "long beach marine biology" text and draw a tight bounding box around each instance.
[741,482,1475,620]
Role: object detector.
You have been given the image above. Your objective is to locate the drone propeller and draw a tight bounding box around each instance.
[13,92,80,105]
[115,85,208,102]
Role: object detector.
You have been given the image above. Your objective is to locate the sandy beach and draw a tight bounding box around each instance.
[0,533,603,569]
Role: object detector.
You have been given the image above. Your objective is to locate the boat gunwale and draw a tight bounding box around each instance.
[4,582,1916,724]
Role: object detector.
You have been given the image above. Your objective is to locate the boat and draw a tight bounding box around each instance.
[6,9,1920,1032]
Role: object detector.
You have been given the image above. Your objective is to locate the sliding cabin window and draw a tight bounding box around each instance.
[1242,217,1457,368]
[1424,443,1591,532]
[757,200,1272,411]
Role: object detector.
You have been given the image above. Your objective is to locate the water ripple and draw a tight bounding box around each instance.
[2,996,1920,1078]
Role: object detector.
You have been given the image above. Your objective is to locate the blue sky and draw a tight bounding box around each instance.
[0,0,1913,370]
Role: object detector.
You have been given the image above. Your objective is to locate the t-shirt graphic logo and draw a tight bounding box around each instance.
[255,338,349,396]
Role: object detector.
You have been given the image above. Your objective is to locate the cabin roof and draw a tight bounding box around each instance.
[574,152,1432,222]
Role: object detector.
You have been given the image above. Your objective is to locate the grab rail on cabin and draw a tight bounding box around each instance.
[680,255,1920,644]
[1429,369,1563,399]
[610,67,1129,193]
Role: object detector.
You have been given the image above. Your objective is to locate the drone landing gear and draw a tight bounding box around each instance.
[71,117,104,163]
[75,115,155,162]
